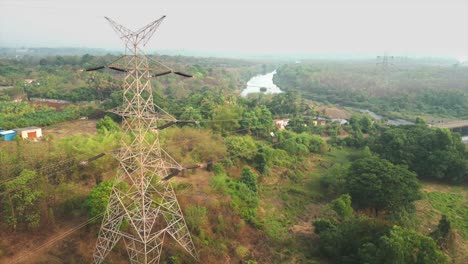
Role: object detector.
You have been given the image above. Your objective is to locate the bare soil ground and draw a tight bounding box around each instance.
[316,105,352,119]
[0,217,88,264]
[42,119,97,139]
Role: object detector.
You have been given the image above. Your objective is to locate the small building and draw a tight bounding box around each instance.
[313,117,327,126]
[274,119,290,130]
[24,79,38,84]
[13,126,42,139]
[330,118,349,126]
[0,130,17,141]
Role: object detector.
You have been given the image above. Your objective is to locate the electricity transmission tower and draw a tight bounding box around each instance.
[376,52,395,72]
[375,52,397,95]
[86,16,198,264]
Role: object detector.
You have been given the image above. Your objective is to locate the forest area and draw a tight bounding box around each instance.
[273,61,468,120]
[0,52,467,264]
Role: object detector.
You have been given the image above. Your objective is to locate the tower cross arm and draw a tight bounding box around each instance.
[104,15,167,46]
[135,15,167,46]
[104,16,134,41]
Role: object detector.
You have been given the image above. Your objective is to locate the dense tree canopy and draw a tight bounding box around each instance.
[370,125,467,183]
[345,156,421,215]
[314,197,447,264]
[274,63,468,118]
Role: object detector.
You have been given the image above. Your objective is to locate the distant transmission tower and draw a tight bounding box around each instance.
[85,16,198,263]
[376,52,395,72]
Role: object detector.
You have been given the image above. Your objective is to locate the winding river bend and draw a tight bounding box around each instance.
[241,70,283,97]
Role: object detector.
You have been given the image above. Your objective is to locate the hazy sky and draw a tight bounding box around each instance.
[1,0,467,59]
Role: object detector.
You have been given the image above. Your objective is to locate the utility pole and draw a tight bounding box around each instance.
[86,16,198,264]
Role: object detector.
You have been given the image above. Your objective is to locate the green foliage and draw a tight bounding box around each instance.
[0,101,84,129]
[431,215,452,248]
[209,164,229,192]
[211,104,244,134]
[185,205,208,235]
[224,135,258,161]
[55,131,121,182]
[227,180,259,224]
[377,225,447,264]
[274,63,468,118]
[276,130,326,156]
[1,169,43,230]
[345,156,421,215]
[314,216,389,263]
[348,146,373,161]
[84,180,127,222]
[266,91,304,115]
[314,215,446,264]
[96,115,120,133]
[3,54,462,263]
[241,167,258,193]
[54,183,85,216]
[426,191,468,239]
[328,194,353,221]
[209,164,259,224]
[319,165,347,198]
[239,105,274,137]
[253,144,274,174]
[370,125,467,183]
[313,218,337,235]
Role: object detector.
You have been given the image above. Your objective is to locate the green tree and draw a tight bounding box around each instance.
[1,169,43,230]
[241,166,258,193]
[377,226,446,264]
[211,105,243,134]
[96,115,120,133]
[370,125,467,183]
[328,194,353,221]
[313,216,389,263]
[84,179,127,222]
[359,115,374,133]
[239,105,274,137]
[224,136,257,161]
[345,156,421,216]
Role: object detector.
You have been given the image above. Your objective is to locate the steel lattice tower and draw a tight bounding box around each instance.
[90,16,197,264]
[376,52,395,71]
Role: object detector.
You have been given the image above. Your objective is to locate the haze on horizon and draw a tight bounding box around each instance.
[0,0,467,60]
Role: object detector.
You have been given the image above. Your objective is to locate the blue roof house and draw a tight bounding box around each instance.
[0,130,16,141]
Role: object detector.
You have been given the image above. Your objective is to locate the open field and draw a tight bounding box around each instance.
[42,119,97,139]
[415,182,468,263]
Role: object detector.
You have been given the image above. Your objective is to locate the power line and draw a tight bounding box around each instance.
[10,213,104,264]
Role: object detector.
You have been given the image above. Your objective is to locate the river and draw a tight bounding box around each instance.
[242,72,412,125]
[241,70,283,97]
[241,71,467,143]
[357,109,414,126]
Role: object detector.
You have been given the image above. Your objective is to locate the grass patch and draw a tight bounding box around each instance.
[323,147,352,166]
[426,191,468,239]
